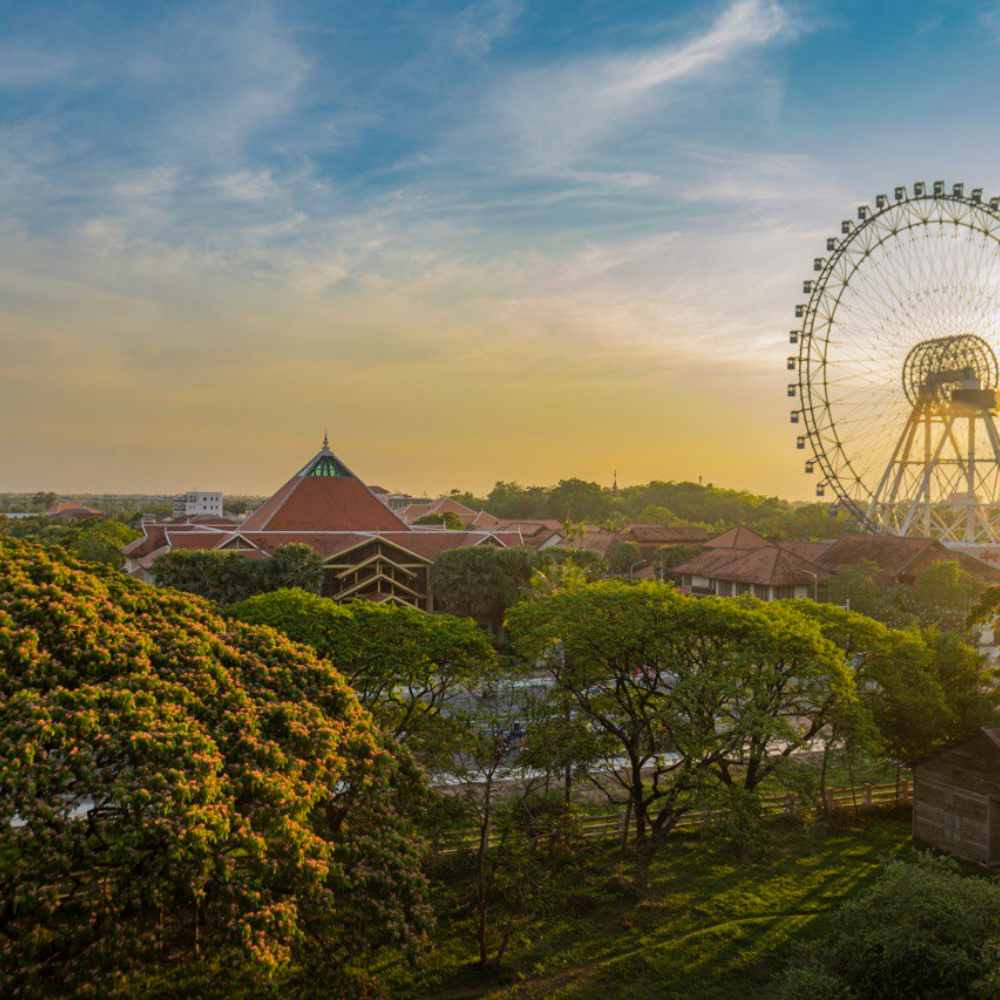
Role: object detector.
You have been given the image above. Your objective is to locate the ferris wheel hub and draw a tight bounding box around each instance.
[901,334,999,406]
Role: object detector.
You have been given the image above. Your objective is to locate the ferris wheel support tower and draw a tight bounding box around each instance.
[868,334,1000,543]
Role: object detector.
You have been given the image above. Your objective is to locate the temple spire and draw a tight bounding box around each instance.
[322,429,329,450]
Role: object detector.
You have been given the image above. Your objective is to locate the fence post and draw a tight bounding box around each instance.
[863,783,872,807]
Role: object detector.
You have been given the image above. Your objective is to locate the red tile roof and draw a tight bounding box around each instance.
[242,476,410,531]
[815,534,1000,582]
[673,544,828,588]
[561,528,620,557]
[624,524,711,544]
[704,526,770,549]
[241,441,410,532]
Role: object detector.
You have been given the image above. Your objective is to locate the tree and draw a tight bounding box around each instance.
[415,511,465,529]
[229,588,495,758]
[431,545,540,632]
[153,544,325,605]
[483,481,550,519]
[438,678,582,972]
[547,478,609,522]
[824,560,899,622]
[650,543,705,577]
[541,546,603,579]
[507,582,848,881]
[772,855,1000,1000]
[0,515,140,569]
[604,539,642,577]
[152,549,264,604]
[791,601,999,795]
[70,518,139,567]
[260,541,324,593]
[0,538,430,997]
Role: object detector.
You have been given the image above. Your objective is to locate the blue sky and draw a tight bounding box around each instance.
[3,0,1000,496]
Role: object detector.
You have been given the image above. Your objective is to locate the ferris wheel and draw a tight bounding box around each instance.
[789,181,1000,546]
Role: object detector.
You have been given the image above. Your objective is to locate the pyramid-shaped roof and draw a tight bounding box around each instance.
[241,436,410,532]
[704,526,770,549]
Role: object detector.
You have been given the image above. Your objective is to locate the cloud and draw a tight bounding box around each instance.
[478,0,792,174]
[452,0,524,56]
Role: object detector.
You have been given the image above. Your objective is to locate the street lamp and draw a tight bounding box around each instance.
[801,569,819,601]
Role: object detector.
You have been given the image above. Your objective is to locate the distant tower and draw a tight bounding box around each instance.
[612,469,619,496]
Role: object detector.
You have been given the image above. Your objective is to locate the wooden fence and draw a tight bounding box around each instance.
[441,780,912,853]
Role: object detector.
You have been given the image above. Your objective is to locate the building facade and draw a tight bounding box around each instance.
[173,491,224,517]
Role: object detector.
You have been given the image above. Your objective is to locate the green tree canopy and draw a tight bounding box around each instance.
[414,511,465,529]
[507,582,851,874]
[152,543,324,605]
[431,545,540,632]
[0,515,139,568]
[0,539,430,996]
[604,538,643,577]
[229,588,495,756]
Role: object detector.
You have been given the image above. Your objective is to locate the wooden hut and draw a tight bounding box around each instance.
[912,728,1000,866]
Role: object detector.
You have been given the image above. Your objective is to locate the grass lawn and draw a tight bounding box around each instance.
[389,809,914,999]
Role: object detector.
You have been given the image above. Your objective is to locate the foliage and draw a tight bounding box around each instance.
[772,854,1000,1000]
[827,559,987,633]
[415,511,465,529]
[456,479,849,540]
[431,545,541,632]
[506,583,851,881]
[604,539,642,577]
[790,600,999,773]
[229,587,495,759]
[0,515,139,567]
[152,543,324,604]
[649,543,706,575]
[540,546,605,580]
[0,538,430,997]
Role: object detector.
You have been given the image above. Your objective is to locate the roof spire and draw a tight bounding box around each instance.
[322,429,329,450]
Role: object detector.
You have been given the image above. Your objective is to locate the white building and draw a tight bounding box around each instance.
[173,491,224,517]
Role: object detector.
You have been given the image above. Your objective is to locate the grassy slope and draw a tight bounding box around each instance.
[394,812,913,1000]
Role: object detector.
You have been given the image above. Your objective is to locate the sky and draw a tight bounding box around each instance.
[3,0,1000,498]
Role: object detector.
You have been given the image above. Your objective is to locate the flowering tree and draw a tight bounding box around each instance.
[0,539,430,996]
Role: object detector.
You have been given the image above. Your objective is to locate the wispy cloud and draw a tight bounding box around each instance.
[476,0,792,175]
[452,0,524,56]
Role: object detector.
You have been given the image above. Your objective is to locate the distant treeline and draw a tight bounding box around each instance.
[450,479,853,540]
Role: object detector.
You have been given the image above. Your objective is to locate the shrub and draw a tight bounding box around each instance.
[771,854,1000,999]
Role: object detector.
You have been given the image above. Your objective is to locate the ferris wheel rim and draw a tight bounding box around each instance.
[792,184,1000,527]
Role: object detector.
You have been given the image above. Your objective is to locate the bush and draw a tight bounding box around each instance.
[0,539,430,997]
[771,854,1000,999]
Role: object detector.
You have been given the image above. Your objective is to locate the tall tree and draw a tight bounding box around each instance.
[229,588,495,758]
[507,582,849,880]
[431,545,540,632]
[0,539,430,997]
